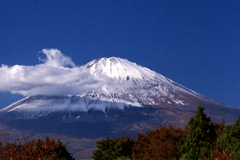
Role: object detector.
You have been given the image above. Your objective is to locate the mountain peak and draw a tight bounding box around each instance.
[1,56,216,118]
[81,57,157,81]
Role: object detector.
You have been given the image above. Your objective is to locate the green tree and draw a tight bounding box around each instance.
[229,116,240,140]
[215,116,240,159]
[92,136,134,160]
[179,105,216,159]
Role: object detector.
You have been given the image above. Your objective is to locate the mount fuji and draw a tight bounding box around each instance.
[0,57,239,138]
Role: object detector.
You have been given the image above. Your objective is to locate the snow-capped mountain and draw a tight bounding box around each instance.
[1,57,240,140]
[0,57,217,118]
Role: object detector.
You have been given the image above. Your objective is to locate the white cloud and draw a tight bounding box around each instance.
[39,49,76,68]
[0,49,128,96]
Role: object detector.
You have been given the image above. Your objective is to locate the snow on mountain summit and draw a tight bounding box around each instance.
[81,57,158,81]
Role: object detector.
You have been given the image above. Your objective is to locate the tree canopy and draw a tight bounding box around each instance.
[92,136,134,160]
[0,135,74,160]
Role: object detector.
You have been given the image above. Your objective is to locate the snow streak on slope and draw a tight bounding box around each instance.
[1,57,212,118]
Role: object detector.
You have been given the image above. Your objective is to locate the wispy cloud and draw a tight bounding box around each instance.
[38,49,76,68]
[0,49,128,96]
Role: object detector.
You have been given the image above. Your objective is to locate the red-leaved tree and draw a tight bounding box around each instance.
[0,133,74,160]
[132,125,188,160]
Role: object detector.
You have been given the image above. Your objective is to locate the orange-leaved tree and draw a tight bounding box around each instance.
[0,134,74,160]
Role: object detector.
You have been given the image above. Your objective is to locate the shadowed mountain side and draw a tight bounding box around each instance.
[1,102,240,140]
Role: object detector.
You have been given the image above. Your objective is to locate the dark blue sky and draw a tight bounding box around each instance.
[0,0,239,108]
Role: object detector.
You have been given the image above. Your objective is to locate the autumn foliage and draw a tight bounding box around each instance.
[132,125,188,160]
[0,134,74,160]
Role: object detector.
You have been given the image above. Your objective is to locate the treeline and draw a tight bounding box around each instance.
[92,105,240,160]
